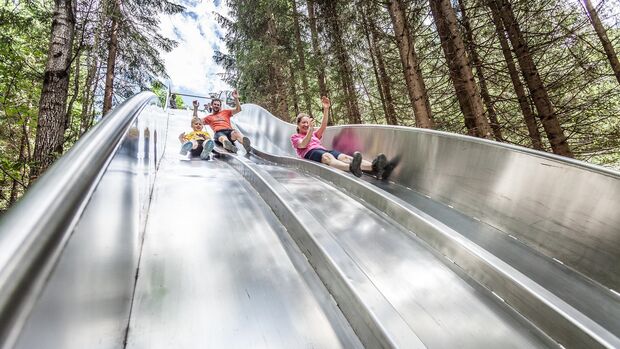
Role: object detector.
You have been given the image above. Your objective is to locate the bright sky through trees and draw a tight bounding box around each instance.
[159,0,232,106]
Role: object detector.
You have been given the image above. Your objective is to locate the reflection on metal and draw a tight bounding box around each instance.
[232,103,620,293]
[0,92,160,349]
[124,112,362,349]
[216,150,426,348]
[248,147,619,348]
[2,97,619,348]
[232,103,620,348]
[217,149,563,348]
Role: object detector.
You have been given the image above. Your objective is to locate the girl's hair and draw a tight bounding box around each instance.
[296,113,311,133]
[191,117,203,126]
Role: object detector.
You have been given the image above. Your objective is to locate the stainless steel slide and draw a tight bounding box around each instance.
[0,93,618,348]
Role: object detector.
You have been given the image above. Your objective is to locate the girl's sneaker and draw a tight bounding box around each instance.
[201,139,215,160]
[180,141,193,155]
[381,156,400,180]
[349,152,363,177]
[371,153,387,178]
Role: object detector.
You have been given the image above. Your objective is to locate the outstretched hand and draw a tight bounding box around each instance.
[192,100,199,108]
[232,90,239,99]
[321,96,330,109]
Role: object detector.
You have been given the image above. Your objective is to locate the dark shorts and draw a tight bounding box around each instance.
[214,129,234,145]
[189,139,205,157]
[304,148,342,163]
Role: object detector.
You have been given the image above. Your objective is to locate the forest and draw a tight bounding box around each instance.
[0,0,182,211]
[216,0,620,164]
[1,0,620,212]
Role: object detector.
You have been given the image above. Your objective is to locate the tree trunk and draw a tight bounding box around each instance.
[387,0,434,128]
[307,0,328,99]
[488,2,543,151]
[582,0,620,85]
[30,0,76,181]
[9,125,28,205]
[430,0,493,138]
[363,1,398,125]
[289,61,300,117]
[292,0,313,117]
[266,15,289,120]
[357,67,380,124]
[320,0,361,124]
[372,32,398,125]
[64,47,81,145]
[81,53,98,135]
[103,0,121,115]
[362,13,389,124]
[458,0,502,141]
[493,0,573,157]
[81,0,105,135]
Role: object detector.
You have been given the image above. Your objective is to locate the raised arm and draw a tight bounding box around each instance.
[315,96,330,139]
[230,89,242,115]
[192,100,199,118]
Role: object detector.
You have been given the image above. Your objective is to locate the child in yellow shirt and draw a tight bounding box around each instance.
[179,117,214,160]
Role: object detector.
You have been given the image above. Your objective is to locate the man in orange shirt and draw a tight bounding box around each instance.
[193,90,250,153]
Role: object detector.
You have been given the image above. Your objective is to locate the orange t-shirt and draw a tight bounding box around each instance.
[203,109,233,132]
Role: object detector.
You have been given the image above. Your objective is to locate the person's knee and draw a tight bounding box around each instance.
[322,153,335,164]
[218,135,227,143]
[232,130,243,140]
[338,154,351,162]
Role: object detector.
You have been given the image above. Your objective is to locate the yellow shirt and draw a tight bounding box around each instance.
[183,130,211,142]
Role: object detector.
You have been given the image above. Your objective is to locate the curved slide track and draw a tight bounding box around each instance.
[0,93,618,348]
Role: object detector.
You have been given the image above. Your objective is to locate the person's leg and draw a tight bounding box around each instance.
[180,141,193,155]
[360,160,373,172]
[336,153,353,164]
[230,129,243,141]
[223,133,237,153]
[338,152,387,175]
[221,137,237,152]
[200,139,214,160]
[334,151,362,177]
[335,153,373,171]
[381,155,400,180]
[215,130,237,152]
[231,129,251,152]
[321,152,351,172]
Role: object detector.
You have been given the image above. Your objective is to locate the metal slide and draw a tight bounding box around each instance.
[0,93,618,348]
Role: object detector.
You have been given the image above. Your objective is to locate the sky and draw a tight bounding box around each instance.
[158,0,231,106]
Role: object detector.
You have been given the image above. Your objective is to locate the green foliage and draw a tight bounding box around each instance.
[0,1,50,210]
[0,0,183,210]
[150,80,184,108]
[151,80,168,106]
[112,0,184,98]
[175,95,185,109]
[217,0,620,169]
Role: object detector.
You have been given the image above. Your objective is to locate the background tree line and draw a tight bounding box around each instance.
[216,0,620,166]
[0,0,182,212]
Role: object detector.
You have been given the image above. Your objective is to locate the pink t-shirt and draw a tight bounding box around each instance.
[290,131,326,158]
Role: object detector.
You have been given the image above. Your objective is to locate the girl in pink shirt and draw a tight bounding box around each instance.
[290,96,386,177]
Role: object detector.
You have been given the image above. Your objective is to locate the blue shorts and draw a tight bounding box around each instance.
[304,148,342,163]
[214,129,234,145]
